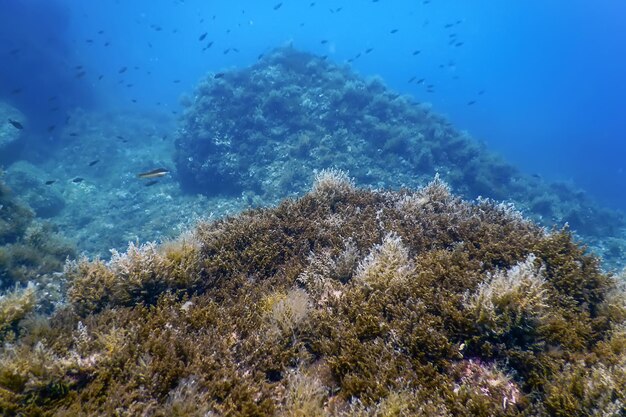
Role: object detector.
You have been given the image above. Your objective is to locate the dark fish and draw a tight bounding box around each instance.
[98,74,104,80]
[75,71,86,78]
[45,180,56,185]
[390,29,399,34]
[198,32,207,41]
[69,132,79,137]
[47,125,56,132]
[118,66,128,74]
[273,2,283,10]
[408,76,416,83]
[467,100,476,106]
[444,23,454,29]
[88,159,100,166]
[11,88,22,95]
[416,78,425,84]
[455,42,464,47]
[202,41,214,51]
[8,119,23,129]
[214,72,225,79]
[137,168,170,179]
[478,89,485,95]
[412,50,421,55]
[223,48,230,54]
[72,177,84,183]
[365,48,374,54]
[144,180,159,187]
[173,79,181,83]
[104,41,110,47]
[320,39,329,44]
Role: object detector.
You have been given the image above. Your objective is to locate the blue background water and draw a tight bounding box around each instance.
[2,0,625,210]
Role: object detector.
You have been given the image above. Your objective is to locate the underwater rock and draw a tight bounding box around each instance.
[175,47,624,250]
[0,102,25,164]
[5,161,65,218]
[0,175,74,297]
[1,173,624,415]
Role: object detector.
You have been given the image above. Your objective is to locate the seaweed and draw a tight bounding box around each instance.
[1,174,623,415]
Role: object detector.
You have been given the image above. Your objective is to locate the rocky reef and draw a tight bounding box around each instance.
[0,102,25,165]
[1,172,624,416]
[0,174,74,343]
[175,47,624,249]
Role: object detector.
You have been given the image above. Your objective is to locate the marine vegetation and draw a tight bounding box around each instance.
[0,174,75,343]
[175,47,624,249]
[1,171,624,416]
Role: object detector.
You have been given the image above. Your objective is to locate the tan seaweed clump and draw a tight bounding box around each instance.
[0,173,624,416]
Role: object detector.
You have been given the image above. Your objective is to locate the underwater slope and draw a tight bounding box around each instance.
[175,47,624,250]
[1,173,624,416]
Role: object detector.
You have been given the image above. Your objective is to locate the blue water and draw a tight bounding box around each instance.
[2,0,625,210]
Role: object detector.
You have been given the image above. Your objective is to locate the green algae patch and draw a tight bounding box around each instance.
[1,172,625,416]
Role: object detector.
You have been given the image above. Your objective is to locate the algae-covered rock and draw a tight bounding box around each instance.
[0,174,74,295]
[0,102,25,164]
[5,161,65,218]
[2,173,624,416]
[175,47,624,249]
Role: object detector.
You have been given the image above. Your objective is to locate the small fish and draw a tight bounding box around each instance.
[88,159,100,166]
[11,88,22,95]
[390,29,399,34]
[273,2,283,10]
[320,39,329,44]
[75,70,86,78]
[408,76,416,83]
[198,32,207,41]
[47,125,56,132]
[467,100,476,106]
[144,180,159,187]
[137,168,170,179]
[214,72,225,79]
[8,119,23,129]
[118,66,128,74]
[365,48,374,54]
[412,50,421,55]
[455,42,464,47]
[72,177,84,183]
[45,180,56,185]
[69,132,79,137]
